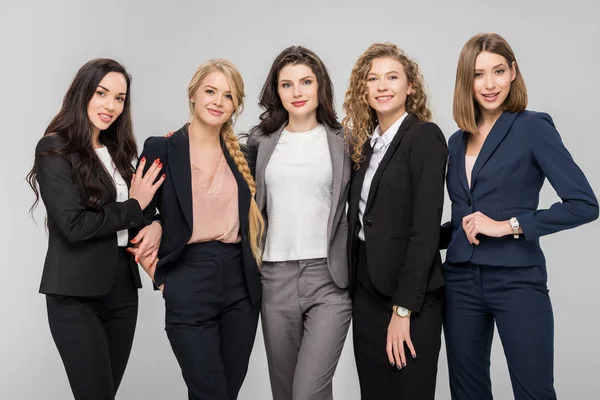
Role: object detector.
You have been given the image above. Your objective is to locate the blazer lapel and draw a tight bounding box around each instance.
[455,131,471,196]
[326,125,345,243]
[364,114,415,214]
[470,111,518,189]
[168,125,193,230]
[255,125,284,212]
[348,143,372,229]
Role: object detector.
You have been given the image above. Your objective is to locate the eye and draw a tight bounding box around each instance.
[116,96,125,102]
[96,90,106,97]
[225,93,233,100]
[302,79,312,85]
[367,77,377,82]
[474,72,483,78]
[389,75,398,80]
[495,69,505,75]
[281,83,291,89]
[206,89,215,94]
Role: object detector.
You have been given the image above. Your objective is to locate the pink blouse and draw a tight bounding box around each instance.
[188,152,240,244]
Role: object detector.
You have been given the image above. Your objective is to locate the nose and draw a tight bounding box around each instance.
[293,84,302,98]
[484,74,495,90]
[213,94,224,107]
[104,98,115,112]
[377,79,387,92]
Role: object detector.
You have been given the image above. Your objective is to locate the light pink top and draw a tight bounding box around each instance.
[466,155,478,188]
[188,152,240,244]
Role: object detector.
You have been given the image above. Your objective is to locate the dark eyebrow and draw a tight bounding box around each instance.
[279,75,315,83]
[98,85,126,96]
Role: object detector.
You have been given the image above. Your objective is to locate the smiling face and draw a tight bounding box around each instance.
[366,57,412,125]
[86,71,127,135]
[189,71,235,128]
[473,50,516,116]
[277,63,319,120]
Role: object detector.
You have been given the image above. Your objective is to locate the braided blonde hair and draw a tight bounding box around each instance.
[342,43,431,169]
[187,59,265,265]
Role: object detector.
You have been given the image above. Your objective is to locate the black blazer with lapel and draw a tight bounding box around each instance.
[35,134,145,297]
[140,124,261,306]
[347,115,448,312]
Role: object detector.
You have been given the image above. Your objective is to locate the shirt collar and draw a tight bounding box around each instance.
[370,112,409,148]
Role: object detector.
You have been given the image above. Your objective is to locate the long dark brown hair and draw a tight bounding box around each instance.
[27,58,137,212]
[256,46,341,134]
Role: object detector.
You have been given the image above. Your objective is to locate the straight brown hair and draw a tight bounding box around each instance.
[453,33,527,134]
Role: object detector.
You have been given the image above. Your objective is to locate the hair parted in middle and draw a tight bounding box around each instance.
[186,59,265,265]
[342,42,431,168]
[256,45,341,134]
[453,32,528,134]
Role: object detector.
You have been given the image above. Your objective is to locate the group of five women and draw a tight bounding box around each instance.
[28,32,599,400]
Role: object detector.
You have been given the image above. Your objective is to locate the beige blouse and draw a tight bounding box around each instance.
[466,155,478,188]
[188,152,240,244]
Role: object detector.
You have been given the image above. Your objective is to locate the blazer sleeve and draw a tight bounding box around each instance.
[392,124,448,312]
[245,129,259,179]
[137,136,169,224]
[517,113,599,240]
[36,137,146,243]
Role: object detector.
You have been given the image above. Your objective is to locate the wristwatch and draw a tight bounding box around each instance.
[393,305,411,318]
[509,217,520,239]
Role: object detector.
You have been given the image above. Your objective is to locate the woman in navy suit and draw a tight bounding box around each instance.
[442,33,598,400]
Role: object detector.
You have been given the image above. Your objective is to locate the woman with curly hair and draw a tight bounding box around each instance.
[343,43,448,399]
[135,59,265,399]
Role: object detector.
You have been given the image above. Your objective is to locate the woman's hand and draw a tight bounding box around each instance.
[130,221,162,259]
[129,157,165,210]
[462,211,512,245]
[127,248,164,292]
[387,313,416,369]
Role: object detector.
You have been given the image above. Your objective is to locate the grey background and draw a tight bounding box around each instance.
[2,0,598,398]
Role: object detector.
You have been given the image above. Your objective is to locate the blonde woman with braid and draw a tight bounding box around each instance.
[134,59,264,399]
[343,43,447,399]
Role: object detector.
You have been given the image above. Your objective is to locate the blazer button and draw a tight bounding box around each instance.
[129,221,136,227]
[467,199,472,206]
[365,220,372,228]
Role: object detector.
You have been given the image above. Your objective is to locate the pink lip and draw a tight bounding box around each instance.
[481,92,500,102]
[207,108,224,116]
[291,100,307,107]
[98,113,113,123]
[375,95,394,103]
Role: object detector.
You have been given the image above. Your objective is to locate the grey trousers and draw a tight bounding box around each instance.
[260,258,352,400]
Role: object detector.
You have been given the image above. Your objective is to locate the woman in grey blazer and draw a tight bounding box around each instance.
[247,46,352,400]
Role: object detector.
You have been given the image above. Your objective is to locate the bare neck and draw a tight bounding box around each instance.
[188,119,221,149]
[286,112,319,133]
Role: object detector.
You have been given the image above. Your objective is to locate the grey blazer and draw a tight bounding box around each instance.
[247,123,351,289]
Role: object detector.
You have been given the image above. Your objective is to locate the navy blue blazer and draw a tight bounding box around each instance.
[443,110,598,267]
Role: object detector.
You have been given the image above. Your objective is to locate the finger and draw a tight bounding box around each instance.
[136,157,147,175]
[143,159,162,184]
[142,243,157,257]
[130,229,145,245]
[393,339,402,369]
[406,337,417,359]
[159,284,165,292]
[463,213,476,222]
[398,339,407,368]
[152,173,167,191]
[386,337,395,366]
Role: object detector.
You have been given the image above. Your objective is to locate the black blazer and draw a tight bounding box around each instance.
[347,115,448,312]
[140,124,261,306]
[35,135,145,297]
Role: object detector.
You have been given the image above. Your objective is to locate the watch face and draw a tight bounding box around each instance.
[510,217,519,228]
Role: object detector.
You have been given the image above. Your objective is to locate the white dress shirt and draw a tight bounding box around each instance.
[95,146,129,247]
[263,124,333,261]
[358,112,409,241]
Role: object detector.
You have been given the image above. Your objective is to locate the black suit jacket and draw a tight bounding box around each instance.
[35,135,145,297]
[347,115,448,312]
[140,124,261,306]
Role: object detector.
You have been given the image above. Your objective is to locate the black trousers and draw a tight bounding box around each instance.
[352,242,444,400]
[443,262,556,400]
[46,248,138,400]
[163,241,260,400]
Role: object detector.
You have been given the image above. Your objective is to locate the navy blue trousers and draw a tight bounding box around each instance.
[443,262,557,400]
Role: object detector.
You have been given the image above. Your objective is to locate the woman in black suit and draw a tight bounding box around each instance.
[342,43,448,400]
[27,58,164,400]
[133,59,265,400]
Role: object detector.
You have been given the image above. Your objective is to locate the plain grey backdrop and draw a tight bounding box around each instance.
[2,0,598,398]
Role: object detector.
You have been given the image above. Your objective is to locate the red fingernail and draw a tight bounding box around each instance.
[126,247,132,253]
[154,158,160,164]
[158,163,163,169]
[130,239,137,243]
[141,157,146,163]
[161,174,166,179]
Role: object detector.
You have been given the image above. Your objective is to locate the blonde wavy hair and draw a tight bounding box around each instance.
[342,43,431,168]
[187,59,265,265]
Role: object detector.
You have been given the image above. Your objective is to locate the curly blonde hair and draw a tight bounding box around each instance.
[342,43,431,168]
[187,59,265,265]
